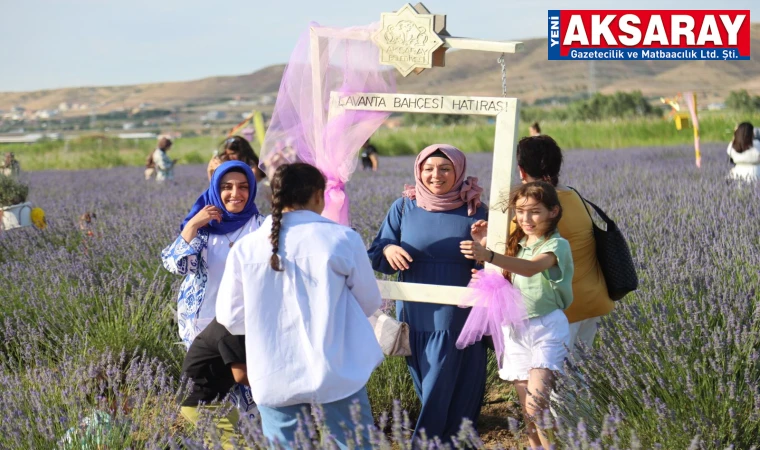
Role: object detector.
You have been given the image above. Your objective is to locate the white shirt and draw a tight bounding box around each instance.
[216,210,383,407]
[198,215,263,333]
[153,148,174,181]
[727,139,760,181]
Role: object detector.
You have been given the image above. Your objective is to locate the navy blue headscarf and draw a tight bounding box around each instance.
[180,161,259,234]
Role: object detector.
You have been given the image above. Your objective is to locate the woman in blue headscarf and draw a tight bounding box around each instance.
[162,161,264,348]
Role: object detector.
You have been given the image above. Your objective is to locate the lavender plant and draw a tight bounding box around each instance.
[0,347,184,449]
[1,144,757,448]
[0,174,29,206]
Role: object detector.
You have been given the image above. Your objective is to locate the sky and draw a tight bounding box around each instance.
[0,0,756,92]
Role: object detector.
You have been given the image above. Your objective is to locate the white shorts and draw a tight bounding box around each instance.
[498,308,571,381]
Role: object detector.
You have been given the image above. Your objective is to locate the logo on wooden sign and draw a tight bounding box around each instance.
[372,4,444,77]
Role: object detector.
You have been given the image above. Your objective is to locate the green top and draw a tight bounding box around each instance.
[512,230,574,318]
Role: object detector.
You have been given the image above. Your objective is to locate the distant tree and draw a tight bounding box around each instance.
[725,90,760,112]
[523,91,660,122]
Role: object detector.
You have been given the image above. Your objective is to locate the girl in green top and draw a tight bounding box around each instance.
[460,181,573,450]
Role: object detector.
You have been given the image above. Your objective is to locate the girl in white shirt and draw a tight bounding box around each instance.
[727,122,760,182]
[216,162,383,450]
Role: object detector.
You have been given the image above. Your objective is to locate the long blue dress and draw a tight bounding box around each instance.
[368,197,488,444]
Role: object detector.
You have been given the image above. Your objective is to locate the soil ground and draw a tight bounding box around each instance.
[476,386,528,449]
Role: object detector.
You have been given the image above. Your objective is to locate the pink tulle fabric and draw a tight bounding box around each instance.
[259,23,397,225]
[456,269,528,368]
[402,144,483,216]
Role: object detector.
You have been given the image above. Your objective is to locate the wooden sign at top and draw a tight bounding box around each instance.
[369,3,524,77]
[372,3,444,77]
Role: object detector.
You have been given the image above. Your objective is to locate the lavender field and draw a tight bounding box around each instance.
[1,144,759,449]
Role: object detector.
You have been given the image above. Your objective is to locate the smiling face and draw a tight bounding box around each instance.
[421,156,456,195]
[514,195,558,238]
[219,171,250,213]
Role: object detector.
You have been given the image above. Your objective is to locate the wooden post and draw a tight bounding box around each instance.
[485,109,520,260]
[309,27,325,156]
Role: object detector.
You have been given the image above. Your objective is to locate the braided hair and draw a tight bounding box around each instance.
[268,163,326,271]
[516,135,563,186]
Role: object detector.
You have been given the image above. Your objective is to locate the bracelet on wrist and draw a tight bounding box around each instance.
[488,249,495,263]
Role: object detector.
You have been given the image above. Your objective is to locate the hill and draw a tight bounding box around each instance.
[395,23,760,104]
[2,23,759,112]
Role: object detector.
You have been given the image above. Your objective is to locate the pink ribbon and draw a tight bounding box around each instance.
[456,269,528,368]
[258,24,396,226]
[322,178,349,225]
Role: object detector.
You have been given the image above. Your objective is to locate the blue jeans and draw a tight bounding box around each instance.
[257,387,374,450]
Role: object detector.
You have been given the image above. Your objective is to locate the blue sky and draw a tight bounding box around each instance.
[0,0,755,92]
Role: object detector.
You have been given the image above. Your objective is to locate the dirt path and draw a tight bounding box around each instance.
[477,387,527,449]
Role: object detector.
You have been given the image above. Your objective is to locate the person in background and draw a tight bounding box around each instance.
[216,163,382,450]
[208,136,266,183]
[727,122,760,181]
[144,149,156,180]
[510,136,612,352]
[259,139,298,179]
[153,137,177,182]
[529,122,542,137]
[179,318,250,450]
[360,139,379,171]
[1,152,21,177]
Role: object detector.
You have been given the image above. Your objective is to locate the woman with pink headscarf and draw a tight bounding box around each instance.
[368,144,487,445]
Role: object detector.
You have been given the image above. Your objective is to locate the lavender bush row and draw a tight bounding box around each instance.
[0,348,185,449]
[1,144,757,448]
[549,145,760,449]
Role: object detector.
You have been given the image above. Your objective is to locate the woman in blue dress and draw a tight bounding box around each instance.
[368,144,488,445]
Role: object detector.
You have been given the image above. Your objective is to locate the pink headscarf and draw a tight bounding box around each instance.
[402,144,483,216]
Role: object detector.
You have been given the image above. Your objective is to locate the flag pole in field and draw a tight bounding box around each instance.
[684,92,701,168]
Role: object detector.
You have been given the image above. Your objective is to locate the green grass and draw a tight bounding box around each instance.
[4,135,225,171]
[5,111,760,171]
[371,111,760,155]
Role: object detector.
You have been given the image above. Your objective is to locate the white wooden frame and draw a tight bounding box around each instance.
[328,92,520,306]
[311,23,523,307]
[308,25,523,147]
